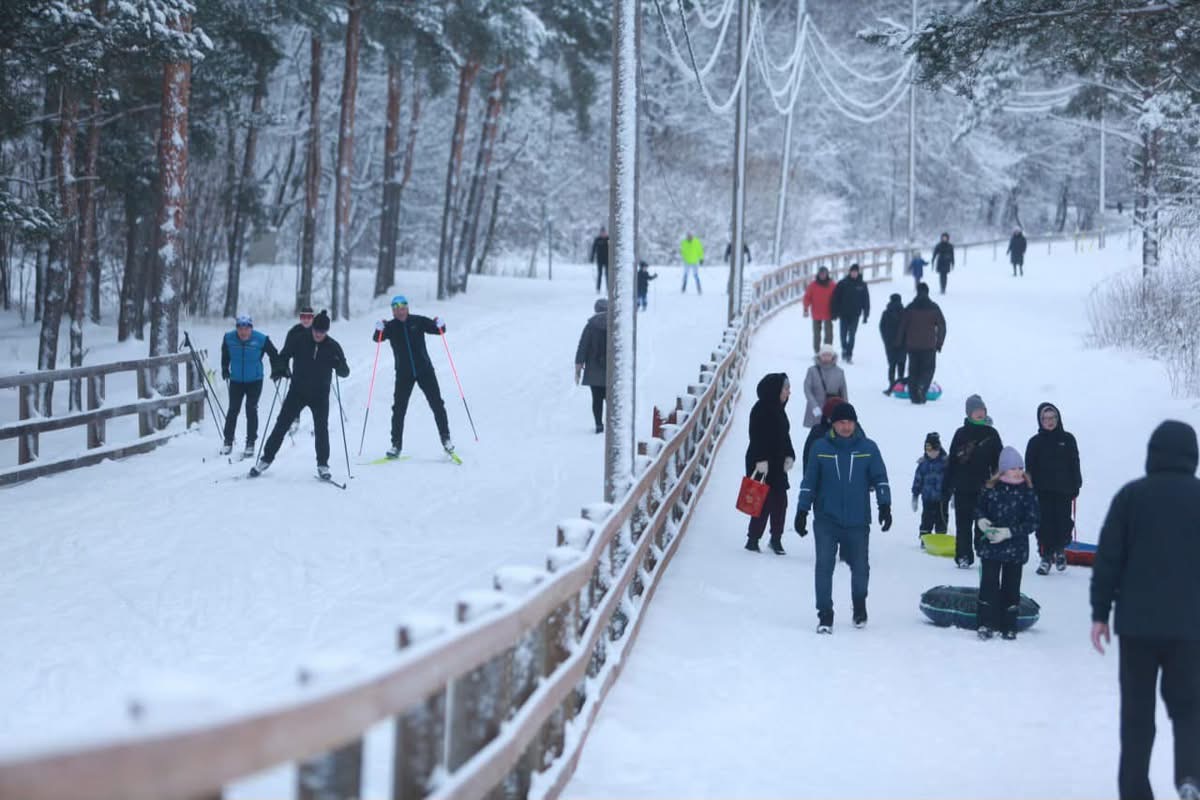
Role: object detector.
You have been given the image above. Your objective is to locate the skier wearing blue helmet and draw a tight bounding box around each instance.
[219,314,279,457]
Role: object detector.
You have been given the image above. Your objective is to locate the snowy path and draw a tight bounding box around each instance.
[566,244,1197,798]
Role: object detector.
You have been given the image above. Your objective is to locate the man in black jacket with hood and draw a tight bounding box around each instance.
[894,282,947,404]
[744,372,795,555]
[1024,401,1082,573]
[831,263,870,363]
[1092,420,1200,800]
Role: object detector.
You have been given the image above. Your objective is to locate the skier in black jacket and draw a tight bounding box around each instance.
[1091,420,1200,800]
[372,295,453,459]
[932,232,955,294]
[878,293,906,394]
[252,310,349,479]
[830,263,870,363]
[1024,401,1082,574]
[744,372,796,555]
[944,394,1003,567]
[281,305,316,436]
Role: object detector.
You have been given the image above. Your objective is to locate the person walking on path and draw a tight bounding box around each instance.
[372,295,453,459]
[253,310,349,480]
[680,233,704,294]
[1007,228,1027,277]
[219,315,279,458]
[744,372,796,555]
[1091,420,1200,800]
[894,282,946,404]
[802,396,845,472]
[932,232,955,294]
[945,394,1004,568]
[974,446,1040,640]
[879,293,907,394]
[724,241,751,264]
[802,265,836,354]
[908,252,927,292]
[1024,401,1082,575]
[575,298,609,433]
[793,402,892,633]
[590,226,609,294]
[636,260,657,311]
[802,344,848,429]
[831,262,870,364]
[912,431,949,543]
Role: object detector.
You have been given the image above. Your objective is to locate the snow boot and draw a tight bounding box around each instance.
[1036,557,1051,576]
[852,600,867,629]
[1001,605,1019,640]
[977,600,994,639]
[745,537,761,553]
[768,537,786,556]
[249,459,271,477]
[978,626,994,640]
[386,445,401,460]
[242,443,256,459]
[956,557,972,569]
[816,611,833,634]
[317,464,331,480]
[219,443,233,456]
[1054,550,1067,571]
[595,423,604,434]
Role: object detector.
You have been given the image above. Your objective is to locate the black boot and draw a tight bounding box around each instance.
[768,536,786,555]
[745,536,761,553]
[852,598,867,629]
[977,600,994,639]
[1001,605,1019,640]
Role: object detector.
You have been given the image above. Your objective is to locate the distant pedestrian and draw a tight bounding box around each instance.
[932,232,955,294]
[219,315,279,458]
[744,372,795,556]
[893,282,946,404]
[636,260,657,311]
[575,298,609,433]
[1024,401,1082,575]
[945,394,1004,568]
[801,266,836,354]
[802,344,848,429]
[724,241,751,263]
[680,233,704,294]
[879,293,907,394]
[908,252,927,292]
[974,447,1039,640]
[591,226,610,294]
[831,263,870,364]
[1007,228,1027,277]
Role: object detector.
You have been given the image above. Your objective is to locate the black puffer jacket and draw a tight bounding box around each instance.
[895,288,947,352]
[744,373,796,489]
[944,419,1003,497]
[878,295,904,352]
[831,274,870,321]
[1024,402,1082,496]
[1091,421,1200,639]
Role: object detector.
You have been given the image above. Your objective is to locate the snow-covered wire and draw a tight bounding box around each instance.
[753,0,807,75]
[650,0,759,115]
[751,15,809,114]
[806,32,913,112]
[807,22,911,85]
[685,0,737,32]
[807,51,913,124]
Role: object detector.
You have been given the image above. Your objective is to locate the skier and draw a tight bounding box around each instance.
[912,432,949,543]
[1006,228,1027,277]
[894,282,946,404]
[801,265,836,355]
[932,232,955,294]
[1091,420,1200,800]
[680,232,704,294]
[831,262,870,363]
[282,305,315,436]
[879,293,907,394]
[636,260,657,311]
[801,344,848,429]
[908,251,927,292]
[575,298,608,433]
[945,394,1004,568]
[793,402,892,633]
[590,226,609,294]
[744,372,795,555]
[372,295,453,460]
[1025,402,1082,575]
[974,447,1040,640]
[252,310,349,480]
[219,315,279,457]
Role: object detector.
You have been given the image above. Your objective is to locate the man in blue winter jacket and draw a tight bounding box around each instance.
[793,402,892,633]
[219,314,279,457]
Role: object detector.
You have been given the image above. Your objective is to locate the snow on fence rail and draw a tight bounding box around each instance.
[0,247,892,800]
[0,351,206,487]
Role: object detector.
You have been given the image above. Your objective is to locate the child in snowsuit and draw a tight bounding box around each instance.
[636,260,657,311]
[912,432,949,542]
[744,372,796,555]
[974,446,1040,640]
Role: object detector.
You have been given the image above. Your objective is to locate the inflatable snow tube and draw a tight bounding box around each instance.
[919,585,1040,631]
[891,380,943,401]
[920,533,956,557]
[1065,540,1097,567]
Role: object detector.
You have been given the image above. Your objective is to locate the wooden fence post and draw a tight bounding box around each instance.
[296,738,364,800]
[87,373,105,449]
[392,621,448,800]
[136,367,153,437]
[186,351,202,428]
[18,383,38,463]
[446,593,510,775]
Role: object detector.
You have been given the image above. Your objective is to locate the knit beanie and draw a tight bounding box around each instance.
[998,446,1024,473]
[916,282,930,296]
[965,394,987,416]
[829,402,858,424]
[312,310,331,332]
[924,432,942,451]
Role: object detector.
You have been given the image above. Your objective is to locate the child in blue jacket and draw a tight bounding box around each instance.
[974,446,1041,640]
[912,432,948,542]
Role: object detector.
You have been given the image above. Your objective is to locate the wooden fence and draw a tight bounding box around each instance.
[0,351,206,486]
[0,247,892,800]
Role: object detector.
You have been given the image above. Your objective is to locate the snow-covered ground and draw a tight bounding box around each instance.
[565,239,1199,798]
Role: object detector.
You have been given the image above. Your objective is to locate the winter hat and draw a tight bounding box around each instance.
[312,310,331,332]
[594,298,608,313]
[965,394,987,417]
[638,260,649,269]
[916,282,930,296]
[848,262,860,274]
[235,314,253,328]
[299,305,315,315]
[829,402,858,424]
[390,295,408,308]
[821,395,845,420]
[998,446,1024,474]
[818,343,837,359]
[889,292,902,305]
[924,432,942,451]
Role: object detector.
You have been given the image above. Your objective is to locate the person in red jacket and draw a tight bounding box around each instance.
[802,266,836,355]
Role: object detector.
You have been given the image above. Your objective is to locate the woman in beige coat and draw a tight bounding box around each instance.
[802,344,849,428]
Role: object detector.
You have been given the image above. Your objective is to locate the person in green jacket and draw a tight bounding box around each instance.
[680,233,704,294]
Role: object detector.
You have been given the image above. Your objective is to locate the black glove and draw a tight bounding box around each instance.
[879,505,893,532]
[335,362,350,378]
[794,509,808,537]
[271,366,290,381]
[221,368,230,381]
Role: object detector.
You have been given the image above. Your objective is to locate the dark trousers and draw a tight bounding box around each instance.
[747,483,788,542]
[223,379,263,446]
[264,390,329,465]
[1036,492,1075,556]
[907,349,937,403]
[839,317,860,359]
[589,385,606,428]
[810,318,833,353]
[595,261,608,292]
[938,270,949,293]
[919,497,949,534]
[814,520,870,621]
[885,347,906,388]
[392,371,451,450]
[953,491,979,564]
[1118,637,1200,799]
[637,292,648,310]
[1011,258,1024,276]
[978,559,1022,632]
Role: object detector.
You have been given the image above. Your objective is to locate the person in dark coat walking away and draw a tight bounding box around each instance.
[894,282,946,404]
[1091,420,1200,800]
[575,298,609,433]
[1024,401,1082,575]
[974,447,1039,640]
[744,372,796,555]
[932,232,955,294]
[219,315,280,458]
[945,394,1004,568]
[908,252,927,292]
[1006,228,1027,277]
[831,263,870,363]
[794,402,892,633]
[590,226,609,294]
[372,295,454,459]
[802,395,846,472]
[912,432,949,543]
[802,266,836,354]
[879,293,906,394]
[253,310,349,480]
[636,260,657,311]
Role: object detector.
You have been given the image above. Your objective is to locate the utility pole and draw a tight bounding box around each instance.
[771,0,805,266]
[1099,107,1107,217]
[728,0,750,323]
[907,0,917,249]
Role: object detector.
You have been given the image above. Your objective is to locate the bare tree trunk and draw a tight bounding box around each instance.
[475,164,505,275]
[223,62,269,317]
[375,58,402,297]
[117,190,141,341]
[1136,126,1160,276]
[149,15,193,404]
[331,0,363,321]
[298,34,321,312]
[436,59,480,300]
[69,83,103,408]
[453,63,506,294]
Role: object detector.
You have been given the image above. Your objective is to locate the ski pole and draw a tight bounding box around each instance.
[439,330,479,442]
[335,373,352,479]
[357,334,383,456]
[182,331,225,438]
[183,330,226,420]
[256,377,284,463]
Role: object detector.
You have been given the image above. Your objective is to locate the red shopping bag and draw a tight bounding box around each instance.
[736,471,769,517]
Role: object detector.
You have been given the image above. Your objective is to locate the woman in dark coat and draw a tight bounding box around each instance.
[744,372,796,555]
[575,298,609,433]
[1024,401,1082,574]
